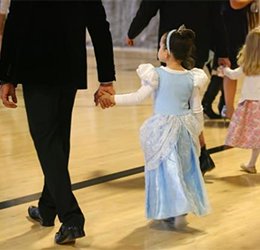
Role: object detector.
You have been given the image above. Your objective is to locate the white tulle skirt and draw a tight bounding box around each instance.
[140,113,211,219]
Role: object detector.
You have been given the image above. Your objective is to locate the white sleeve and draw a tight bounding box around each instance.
[189,86,204,132]
[136,64,159,89]
[191,68,209,89]
[0,0,10,14]
[223,67,244,80]
[114,84,154,105]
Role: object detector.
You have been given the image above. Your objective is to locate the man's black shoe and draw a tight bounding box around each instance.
[28,206,54,227]
[55,225,85,244]
[203,106,221,119]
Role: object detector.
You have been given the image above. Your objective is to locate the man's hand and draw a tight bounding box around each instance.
[0,83,18,108]
[126,35,134,46]
[218,57,231,68]
[99,92,115,109]
[94,82,115,109]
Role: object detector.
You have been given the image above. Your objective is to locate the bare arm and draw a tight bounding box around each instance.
[230,0,253,9]
[0,13,6,35]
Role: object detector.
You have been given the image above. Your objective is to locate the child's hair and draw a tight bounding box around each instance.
[246,1,259,31]
[164,28,195,69]
[237,26,260,75]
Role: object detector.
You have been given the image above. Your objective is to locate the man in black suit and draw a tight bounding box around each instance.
[127,0,229,68]
[0,0,115,244]
[126,0,231,175]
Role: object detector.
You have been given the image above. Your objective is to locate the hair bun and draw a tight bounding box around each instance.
[180,29,195,40]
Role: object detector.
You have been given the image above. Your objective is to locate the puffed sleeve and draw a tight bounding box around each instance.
[114,64,158,105]
[223,66,243,80]
[136,63,159,89]
[191,68,209,89]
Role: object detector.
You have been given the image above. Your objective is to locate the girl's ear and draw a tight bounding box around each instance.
[165,50,170,59]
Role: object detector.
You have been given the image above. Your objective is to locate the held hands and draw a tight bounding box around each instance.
[217,58,231,78]
[99,92,115,109]
[94,83,115,109]
[218,57,231,68]
[0,83,17,108]
[217,65,225,77]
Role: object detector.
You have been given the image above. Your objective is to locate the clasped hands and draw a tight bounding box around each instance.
[217,57,231,77]
[94,83,115,109]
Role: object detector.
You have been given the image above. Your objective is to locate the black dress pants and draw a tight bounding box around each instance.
[23,84,85,227]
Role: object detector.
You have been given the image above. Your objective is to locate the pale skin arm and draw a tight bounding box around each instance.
[218,57,234,118]
[230,0,254,9]
[0,13,6,36]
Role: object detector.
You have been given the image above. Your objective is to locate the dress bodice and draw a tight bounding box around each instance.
[153,67,194,116]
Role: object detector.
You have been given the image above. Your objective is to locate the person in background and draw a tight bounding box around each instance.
[223,0,259,119]
[202,55,225,119]
[202,0,248,119]
[0,0,10,51]
[220,27,260,174]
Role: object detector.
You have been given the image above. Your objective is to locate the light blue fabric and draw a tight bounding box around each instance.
[140,67,211,219]
[153,68,194,116]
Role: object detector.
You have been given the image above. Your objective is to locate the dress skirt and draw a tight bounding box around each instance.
[140,113,211,219]
[226,100,260,149]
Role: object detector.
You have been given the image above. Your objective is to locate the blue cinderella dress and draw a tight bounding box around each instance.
[137,64,211,219]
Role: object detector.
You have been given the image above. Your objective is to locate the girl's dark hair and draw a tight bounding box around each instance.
[164,29,196,69]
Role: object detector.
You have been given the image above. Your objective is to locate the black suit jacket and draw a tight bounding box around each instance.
[0,0,116,89]
[128,0,229,65]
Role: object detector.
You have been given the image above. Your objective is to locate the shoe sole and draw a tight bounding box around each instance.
[55,233,85,245]
[174,221,188,230]
[240,166,257,174]
[202,166,216,176]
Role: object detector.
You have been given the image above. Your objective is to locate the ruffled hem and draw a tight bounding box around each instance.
[226,100,260,149]
[145,142,211,219]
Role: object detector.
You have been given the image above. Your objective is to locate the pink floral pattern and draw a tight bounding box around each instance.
[226,100,260,149]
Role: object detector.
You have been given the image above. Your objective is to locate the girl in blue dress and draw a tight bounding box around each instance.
[100,26,211,229]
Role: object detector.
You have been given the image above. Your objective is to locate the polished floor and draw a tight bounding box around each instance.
[0,49,259,250]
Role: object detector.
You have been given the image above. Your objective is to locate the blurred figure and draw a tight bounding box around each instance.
[126,0,229,68]
[223,0,259,119]
[0,0,10,51]
[202,1,248,119]
[220,27,260,174]
[202,55,225,119]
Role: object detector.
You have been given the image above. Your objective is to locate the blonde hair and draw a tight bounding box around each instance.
[237,26,260,75]
[247,1,260,30]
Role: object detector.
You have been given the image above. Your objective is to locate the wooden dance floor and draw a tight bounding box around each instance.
[0,49,259,250]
